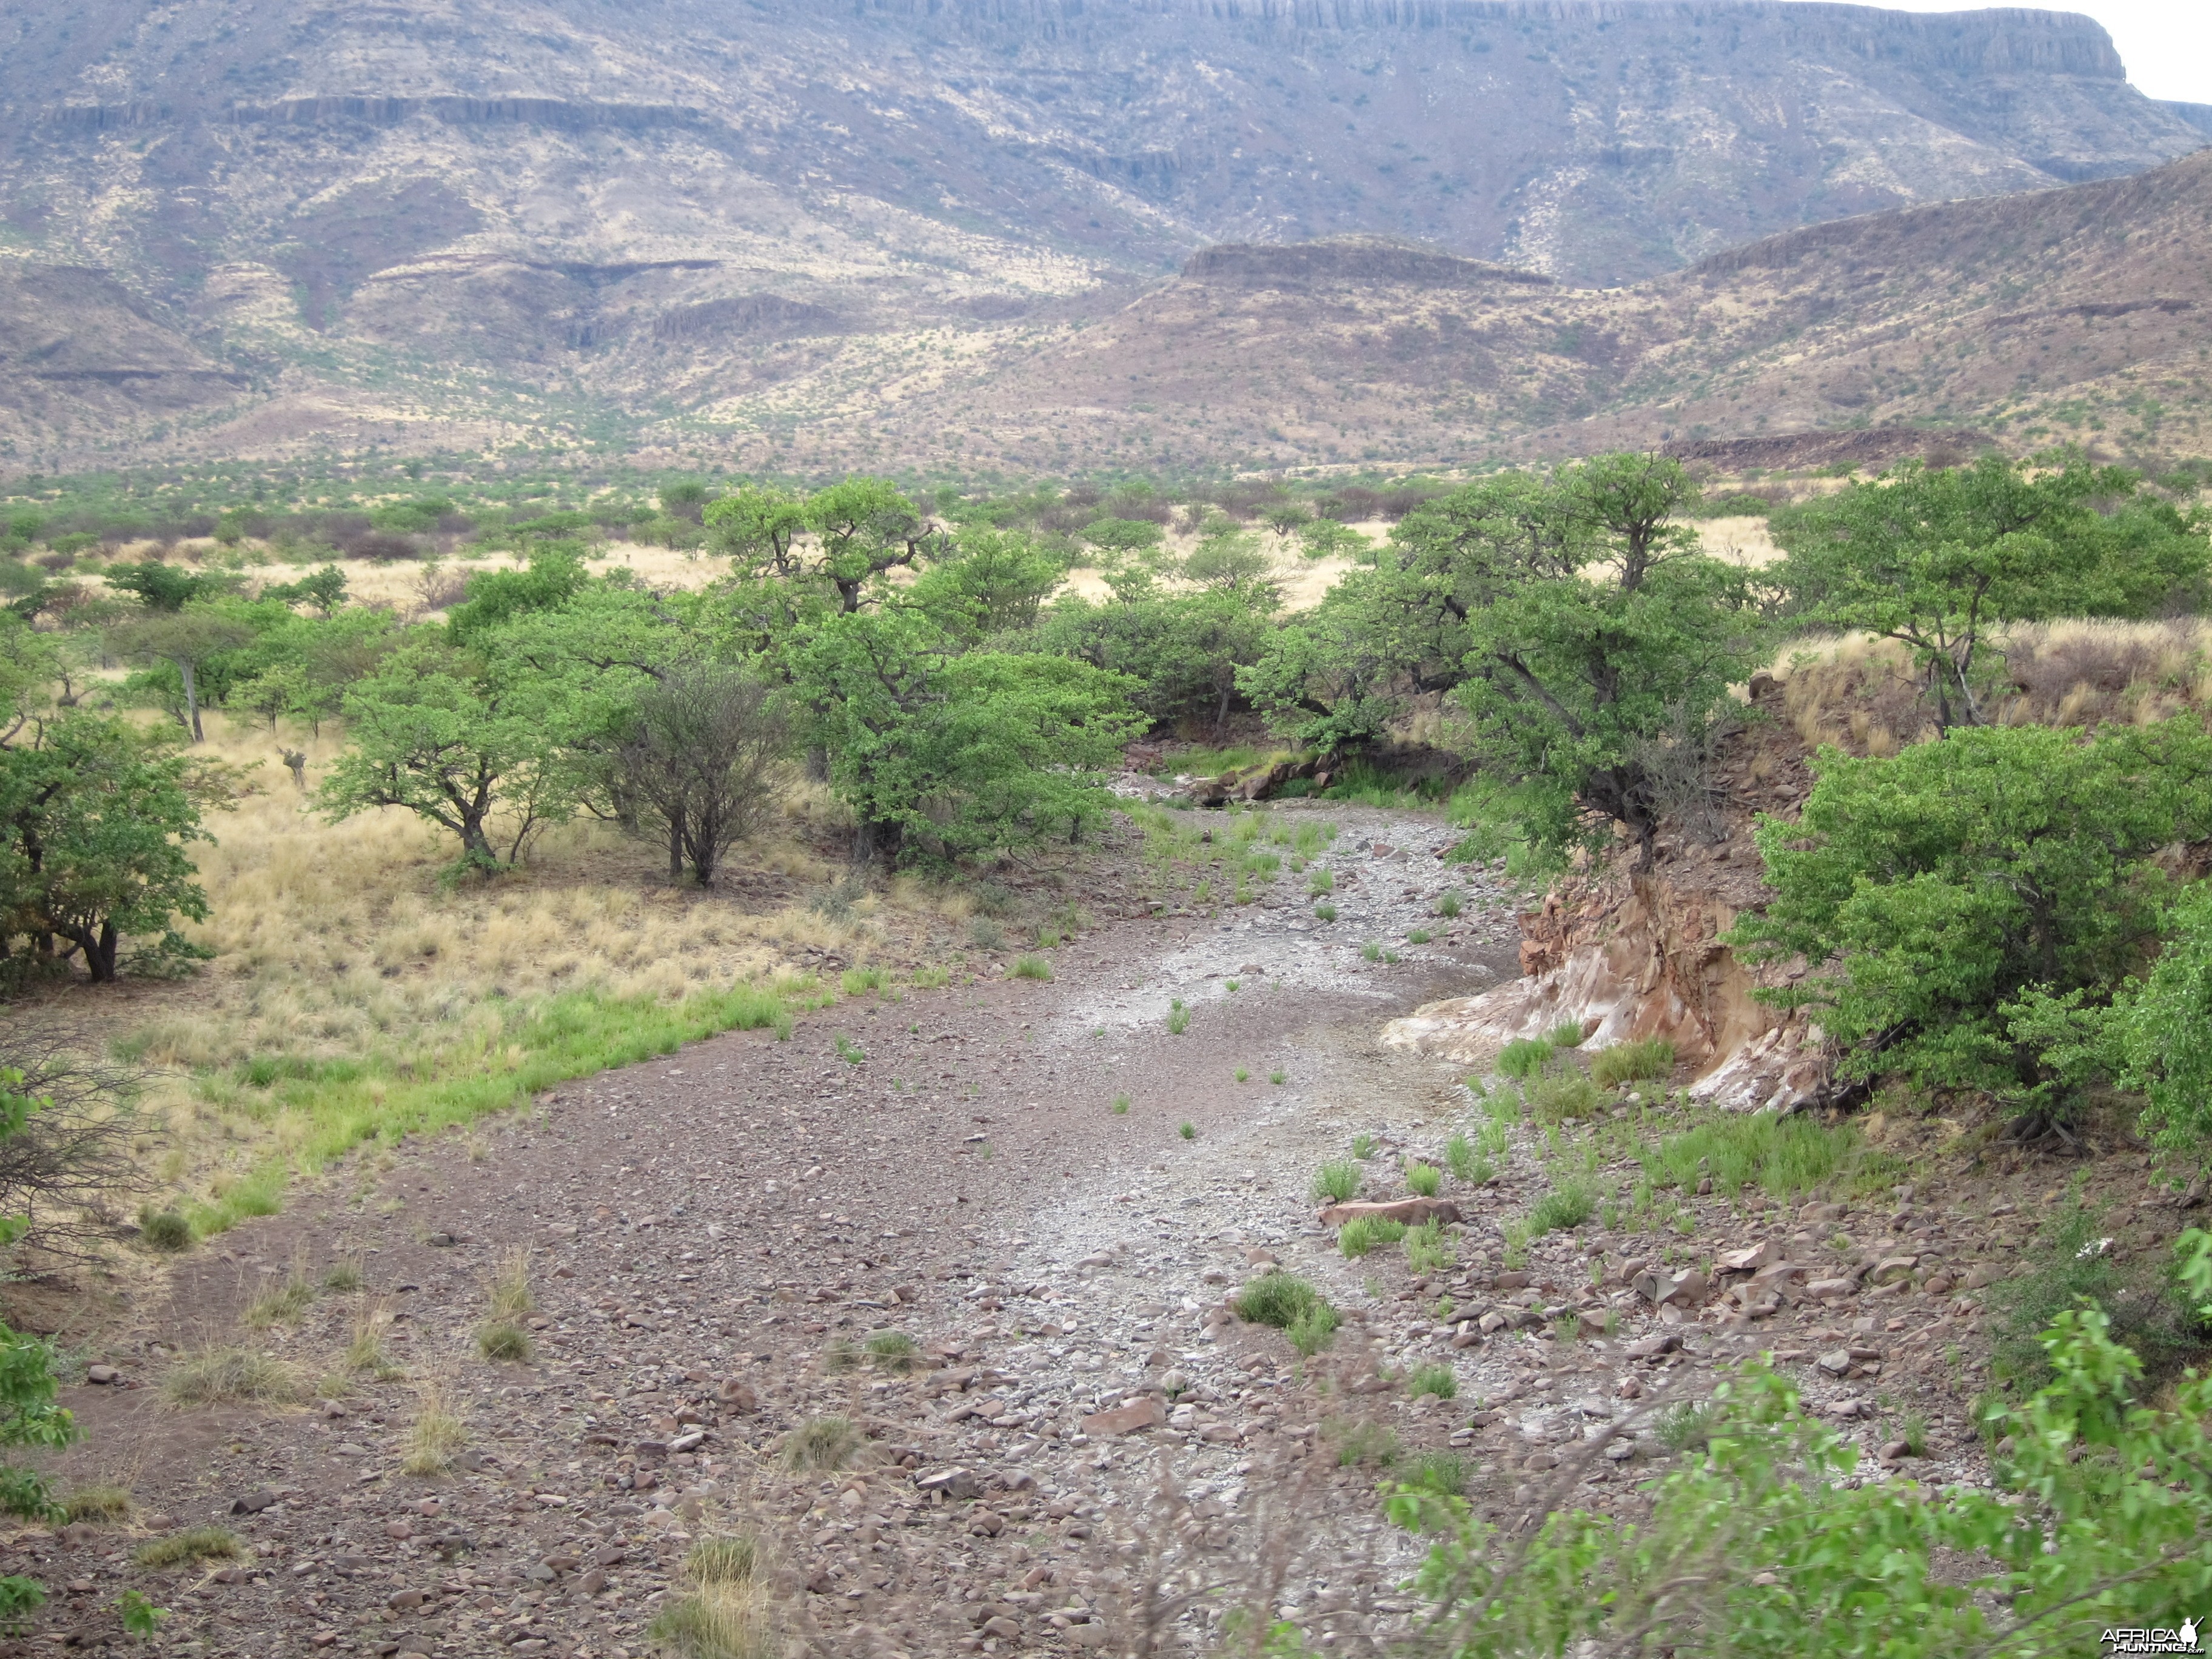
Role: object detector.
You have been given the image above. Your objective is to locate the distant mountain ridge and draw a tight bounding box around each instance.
[0,1,2203,468]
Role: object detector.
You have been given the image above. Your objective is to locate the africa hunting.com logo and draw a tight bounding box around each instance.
[2103,1620,2201,1655]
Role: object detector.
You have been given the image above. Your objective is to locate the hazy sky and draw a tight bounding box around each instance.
[1810,1,2211,106]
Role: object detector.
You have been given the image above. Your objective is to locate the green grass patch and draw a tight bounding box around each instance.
[1313,1159,1359,1204]
[135,1527,243,1569]
[180,980,802,1239]
[1406,1362,1457,1401]
[1167,999,1190,1035]
[839,966,890,996]
[1236,1270,1327,1329]
[1590,1037,1676,1088]
[1529,1069,1605,1122]
[910,964,951,989]
[1339,1216,1406,1258]
[1498,1037,1552,1079]
[1546,1019,1589,1049]
[1404,1219,1451,1273]
[1527,1179,1599,1237]
[1445,1133,1481,1182]
[1010,954,1054,982]
[1637,1113,1891,1202]
[1314,902,1338,922]
[1404,1159,1442,1198]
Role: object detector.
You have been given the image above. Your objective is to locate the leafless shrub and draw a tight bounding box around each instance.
[412,565,470,612]
[0,1028,150,1258]
[617,666,791,886]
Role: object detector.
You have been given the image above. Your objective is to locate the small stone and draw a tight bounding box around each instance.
[230,1489,278,1516]
[426,1232,455,1248]
[1082,1397,1165,1437]
[1880,1439,1912,1461]
[84,1365,119,1385]
[982,1615,1022,1639]
[386,1589,427,1612]
[915,1467,981,1501]
[1806,1278,1858,1301]
[1603,1439,1635,1461]
[1521,1450,1558,1472]
[970,1510,1007,1537]
[1615,1377,1642,1400]
[385,1520,414,1540]
[1962,1264,2001,1289]
[1817,1349,1852,1376]
[577,1567,609,1595]
[1869,1256,1918,1287]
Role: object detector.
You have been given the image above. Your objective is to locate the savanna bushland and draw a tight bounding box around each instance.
[0,446,2208,1657]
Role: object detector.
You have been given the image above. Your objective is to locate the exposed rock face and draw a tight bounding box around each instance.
[0,0,2200,458]
[1383,867,1828,1113]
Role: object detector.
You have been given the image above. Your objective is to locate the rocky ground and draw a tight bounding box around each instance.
[0,800,2185,1658]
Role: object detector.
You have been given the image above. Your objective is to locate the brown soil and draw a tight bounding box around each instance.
[0,803,2190,1659]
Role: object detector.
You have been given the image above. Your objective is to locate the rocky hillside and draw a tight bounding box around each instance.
[0,0,2203,466]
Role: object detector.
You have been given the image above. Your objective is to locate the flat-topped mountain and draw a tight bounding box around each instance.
[0,1,2203,467]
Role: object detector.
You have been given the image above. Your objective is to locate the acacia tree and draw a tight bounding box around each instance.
[0,714,210,982]
[107,606,259,742]
[318,640,588,871]
[792,606,1142,861]
[1772,450,2209,732]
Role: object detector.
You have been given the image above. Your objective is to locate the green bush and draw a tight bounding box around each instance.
[1339,1216,1407,1258]
[1390,1311,2212,1659]
[138,1208,190,1252]
[1986,1206,2202,1393]
[1010,953,1053,982]
[1528,1069,1604,1122]
[1401,1450,1467,1500]
[1312,1160,1360,1204]
[1444,1133,1481,1182]
[1236,1270,1326,1329]
[1287,1303,1341,1356]
[1732,720,2212,1124]
[2110,882,2212,1153]
[1406,1362,1457,1401]
[1590,1037,1675,1088]
[1405,1219,1452,1274]
[1546,1019,1589,1049]
[1527,1180,1598,1237]
[1404,1159,1442,1198]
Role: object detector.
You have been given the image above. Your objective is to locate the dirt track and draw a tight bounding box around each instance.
[0,803,2088,1657]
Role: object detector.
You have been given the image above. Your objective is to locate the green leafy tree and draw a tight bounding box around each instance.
[0,715,210,982]
[909,528,1065,642]
[260,565,349,617]
[1451,455,1764,865]
[805,478,945,613]
[1079,518,1167,558]
[793,607,1142,860]
[1772,451,2210,732]
[107,605,261,741]
[444,548,587,642]
[1033,588,1274,737]
[102,561,236,612]
[704,485,809,580]
[318,639,591,871]
[1732,721,2212,1118]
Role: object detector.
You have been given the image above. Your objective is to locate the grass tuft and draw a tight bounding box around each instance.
[1313,1160,1360,1204]
[487,1247,535,1319]
[1638,1113,1887,1202]
[400,1379,468,1476]
[1497,1037,1551,1079]
[1178,1121,1197,1141]
[1590,1037,1676,1088]
[865,1331,922,1372]
[1010,954,1054,982]
[781,1416,864,1472]
[1404,1159,1442,1198]
[1167,999,1190,1036]
[135,1527,243,1569]
[1406,1362,1458,1401]
[1339,1216,1406,1258]
[1236,1270,1326,1329]
[62,1484,132,1524]
[1547,1019,1589,1048]
[1529,1070,1605,1122]
[477,1321,533,1363]
[1527,1179,1599,1237]
[1404,1219,1452,1273]
[161,1348,301,1409]
[138,1208,191,1252]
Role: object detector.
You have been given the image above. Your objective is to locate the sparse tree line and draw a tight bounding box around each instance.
[3,449,2211,1142]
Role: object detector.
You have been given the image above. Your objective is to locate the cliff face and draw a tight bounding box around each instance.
[0,1,2200,460]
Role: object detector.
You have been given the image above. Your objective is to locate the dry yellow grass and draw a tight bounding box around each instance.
[1766,620,2212,754]
[18,709,948,1224]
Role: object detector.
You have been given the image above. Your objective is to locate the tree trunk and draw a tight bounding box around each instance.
[179,658,202,743]
[84,922,119,984]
